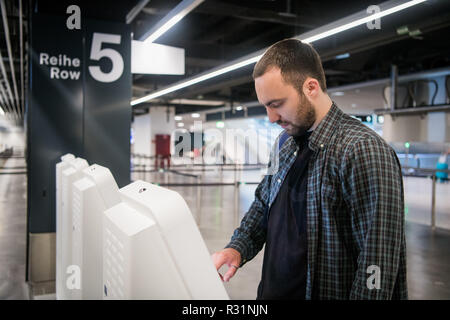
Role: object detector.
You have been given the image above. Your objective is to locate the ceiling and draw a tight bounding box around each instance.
[0,0,28,122]
[1,0,449,122]
[130,0,450,117]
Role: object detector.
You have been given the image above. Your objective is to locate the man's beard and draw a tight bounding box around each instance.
[279,93,316,137]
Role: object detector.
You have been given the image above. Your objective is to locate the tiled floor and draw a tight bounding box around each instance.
[0,158,449,299]
[0,155,28,300]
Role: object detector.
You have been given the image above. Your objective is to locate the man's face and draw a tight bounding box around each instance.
[255,67,316,137]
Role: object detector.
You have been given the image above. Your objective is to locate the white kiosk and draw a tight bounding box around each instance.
[57,156,228,300]
[56,153,75,299]
[103,180,229,300]
[71,164,121,299]
[57,156,89,300]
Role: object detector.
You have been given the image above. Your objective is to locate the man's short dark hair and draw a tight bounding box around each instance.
[253,38,327,93]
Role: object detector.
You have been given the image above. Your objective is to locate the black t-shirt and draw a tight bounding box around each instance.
[257,131,312,300]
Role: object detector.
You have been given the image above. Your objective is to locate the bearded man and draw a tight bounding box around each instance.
[212,39,407,300]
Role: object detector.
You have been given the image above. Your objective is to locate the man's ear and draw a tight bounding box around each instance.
[303,77,320,98]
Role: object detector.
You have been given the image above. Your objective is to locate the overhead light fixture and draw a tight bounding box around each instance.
[169,99,225,106]
[131,0,427,106]
[235,105,243,111]
[191,113,200,118]
[177,122,185,127]
[174,116,183,121]
[140,0,205,43]
[335,53,350,60]
[332,92,345,96]
[0,106,4,116]
[300,0,426,43]
[131,55,260,106]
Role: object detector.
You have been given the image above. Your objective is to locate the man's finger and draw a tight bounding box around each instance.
[223,265,238,282]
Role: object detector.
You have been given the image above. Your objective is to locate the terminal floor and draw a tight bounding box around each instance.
[0,159,449,299]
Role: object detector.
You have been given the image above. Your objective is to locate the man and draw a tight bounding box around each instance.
[212,39,407,300]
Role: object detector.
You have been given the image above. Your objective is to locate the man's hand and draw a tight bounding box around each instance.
[211,248,241,282]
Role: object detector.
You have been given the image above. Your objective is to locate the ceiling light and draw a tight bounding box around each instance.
[170,99,225,106]
[300,0,426,43]
[177,122,184,127]
[140,0,205,43]
[335,53,350,60]
[174,116,183,121]
[191,113,200,118]
[235,105,243,111]
[131,55,260,106]
[131,0,427,106]
[0,107,4,116]
[332,92,345,96]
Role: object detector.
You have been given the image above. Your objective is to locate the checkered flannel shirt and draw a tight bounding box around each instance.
[225,102,408,300]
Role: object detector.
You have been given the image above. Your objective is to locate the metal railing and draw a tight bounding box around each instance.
[1,152,446,229]
[131,153,450,230]
[0,146,27,175]
[402,166,449,230]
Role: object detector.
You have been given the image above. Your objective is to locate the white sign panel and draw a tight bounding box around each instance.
[131,40,185,75]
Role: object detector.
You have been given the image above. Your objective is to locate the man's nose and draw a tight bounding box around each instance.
[266,107,281,123]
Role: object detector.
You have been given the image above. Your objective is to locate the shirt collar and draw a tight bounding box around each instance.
[293,130,313,147]
[308,101,343,152]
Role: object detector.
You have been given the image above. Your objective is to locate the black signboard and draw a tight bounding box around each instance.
[28,13,131,234]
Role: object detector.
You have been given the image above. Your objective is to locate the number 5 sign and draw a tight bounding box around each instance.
[88,32,124,83]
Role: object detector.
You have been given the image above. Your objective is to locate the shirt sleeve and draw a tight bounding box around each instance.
[341,137,406,299]
[225,173,270,267]
[224,132,285,267]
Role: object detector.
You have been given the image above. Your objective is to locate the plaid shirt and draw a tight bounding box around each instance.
[226,102,407,300]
